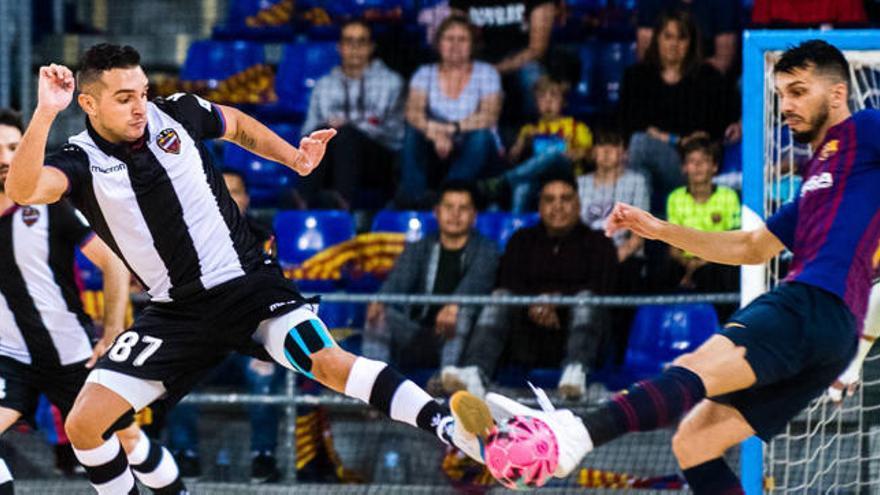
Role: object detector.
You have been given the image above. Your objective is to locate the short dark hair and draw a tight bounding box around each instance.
[592,127,625,148]
[340,18,372,39]
[539,170,578,194]
[774,39,850,84]
[644,10,702,76]
[0,108,23,134]
[77,43,142,89]
[680,136,721,165]
[437,179,477,207]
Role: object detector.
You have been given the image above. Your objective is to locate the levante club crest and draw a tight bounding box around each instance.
[157,128,181,154]
[21,206,40,227]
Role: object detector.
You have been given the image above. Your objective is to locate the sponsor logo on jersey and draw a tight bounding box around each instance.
[818,139,839,161]
[157,128,181,154]
[801,172,834,197]
[90,163,127,174]
[21,206,40,227]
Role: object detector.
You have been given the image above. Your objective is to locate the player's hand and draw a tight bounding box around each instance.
[294,128,337,175]
[827,361,861,404]
[435,304,459,339]
[605,202,664,240]
[85,334,116,369]
[37,64,75,114]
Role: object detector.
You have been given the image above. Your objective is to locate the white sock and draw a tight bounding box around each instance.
[73,436,137,495]
[127,430,182,490]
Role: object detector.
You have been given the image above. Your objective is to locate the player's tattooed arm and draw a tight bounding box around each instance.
[216,104,335,175]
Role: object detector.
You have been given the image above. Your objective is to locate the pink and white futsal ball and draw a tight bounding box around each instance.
[484,416,559,490]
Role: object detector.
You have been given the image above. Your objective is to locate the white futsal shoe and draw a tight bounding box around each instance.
[486,384,593,478]
[447,390,495,463]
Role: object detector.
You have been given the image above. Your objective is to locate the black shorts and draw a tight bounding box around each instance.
[712,282,858,441]
[0,356,89,422]
[94,266,312,406]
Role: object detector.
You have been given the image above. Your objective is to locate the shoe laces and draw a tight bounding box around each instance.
[527,382,556,413]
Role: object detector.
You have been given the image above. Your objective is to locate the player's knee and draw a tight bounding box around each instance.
[65,409,100,447]
[671,428,703,465]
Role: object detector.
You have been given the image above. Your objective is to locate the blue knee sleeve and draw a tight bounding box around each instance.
[282,318,335,379]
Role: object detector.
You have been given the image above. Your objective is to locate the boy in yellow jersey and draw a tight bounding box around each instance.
[664,137,740,295]
[478,76,592,212]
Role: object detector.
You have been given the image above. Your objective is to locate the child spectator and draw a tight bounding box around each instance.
[480,76,592,212]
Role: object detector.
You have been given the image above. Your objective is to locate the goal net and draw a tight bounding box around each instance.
[741,29,880,494]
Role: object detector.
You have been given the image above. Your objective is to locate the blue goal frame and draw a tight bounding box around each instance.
[740,29,880,495]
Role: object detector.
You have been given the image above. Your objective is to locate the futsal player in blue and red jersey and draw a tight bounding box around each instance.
[450,39,880,494]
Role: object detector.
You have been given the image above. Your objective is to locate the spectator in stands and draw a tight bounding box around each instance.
[365,181,499,387]
[479,76,593,212]
[577,128,649,290]
[662,138,740,299]
[751,0,867,27]
[166,170,284,483]
[395,15,502,209]
[635,0,741,75]
[450,0,556,124]
[443,174,618,400]
[619,10,739,216]
[299,19,405,209]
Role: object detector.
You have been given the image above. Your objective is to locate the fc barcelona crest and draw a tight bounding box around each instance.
[157,128,181,154]
[21,207,40,227]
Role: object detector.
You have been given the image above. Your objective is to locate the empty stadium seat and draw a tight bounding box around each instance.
[371,210,437,242]
[274,210,356,267]
[475,211,540,249]
[222,124,301,207]
[275,42,340,115]
[75,249,102,291]
[180,40,265,82]
[569,40,599,114]
[213,0,296,40]
[623,303,720,379]
[596,40,636,109]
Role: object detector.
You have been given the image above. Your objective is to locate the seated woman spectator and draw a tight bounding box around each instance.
[395,15,503,209]
[618,10,739,216]
[479,76,592,212]
[450,0,556,126]
[577,128,649,291]
[661,137,740,317]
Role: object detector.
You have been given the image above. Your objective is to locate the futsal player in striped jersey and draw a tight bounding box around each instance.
[0,109,187,494]
[456,40,880,494]
[6,44,487,494]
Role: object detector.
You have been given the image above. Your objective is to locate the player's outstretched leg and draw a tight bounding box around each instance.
[254,306,492,463]
[479,334,759,479]
[672,400,754,494]
[117,424,187,494]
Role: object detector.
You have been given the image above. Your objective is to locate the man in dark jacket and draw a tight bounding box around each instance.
[444,173,618,399]
[364,181,499,384]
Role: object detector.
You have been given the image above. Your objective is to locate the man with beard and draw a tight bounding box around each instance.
[454,40,880,493]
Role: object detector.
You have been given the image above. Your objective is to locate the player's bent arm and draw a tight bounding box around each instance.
[216,104,310,174]
[657,222,786,266]
[81,236,130,340]
[6,108,69,205]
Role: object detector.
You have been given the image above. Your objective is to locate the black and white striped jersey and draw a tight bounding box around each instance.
[0,201,95,366]
[45,93,265,303]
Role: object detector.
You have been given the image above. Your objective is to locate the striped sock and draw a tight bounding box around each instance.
[127,430,187,494]
[0,458,12,495]
[73,436,138,495]
[344,357,453,443]
[583,366,706,447]
[682,457,744,495]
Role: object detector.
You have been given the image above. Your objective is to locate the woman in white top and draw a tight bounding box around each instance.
[396,15,503,208]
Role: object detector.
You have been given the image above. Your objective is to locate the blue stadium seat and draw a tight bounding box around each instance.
[569,40,600,114]
[624,303,720,379]
[222,124,301,207]
[371,210,437,242]
[275,42,340,115]
[180,40,265,82]
[75,249,102,291]
[273,210,356,267]
[475,211,540,249]
[213,0,295,40]
[596,41,636,109]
